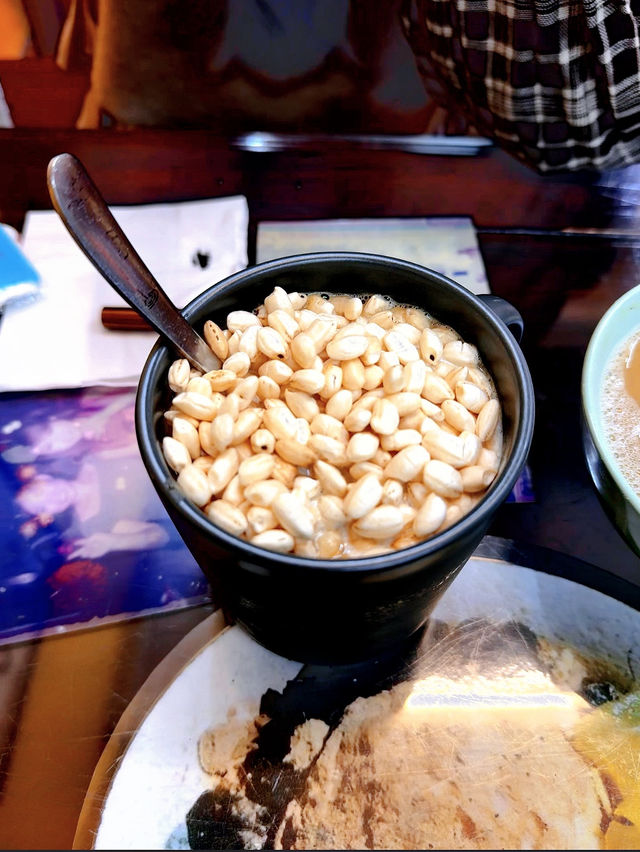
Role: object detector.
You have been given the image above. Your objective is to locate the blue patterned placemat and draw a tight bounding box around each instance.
[0,386,209,645]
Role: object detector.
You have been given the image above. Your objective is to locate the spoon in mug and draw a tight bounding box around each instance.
[47,152,220,374]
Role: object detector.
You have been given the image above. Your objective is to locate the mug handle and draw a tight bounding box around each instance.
[478,294,524,343]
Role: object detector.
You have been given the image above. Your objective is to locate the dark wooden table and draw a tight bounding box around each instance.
[0,128,639,849]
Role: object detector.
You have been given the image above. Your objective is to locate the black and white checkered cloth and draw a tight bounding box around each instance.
[402,0,640,171]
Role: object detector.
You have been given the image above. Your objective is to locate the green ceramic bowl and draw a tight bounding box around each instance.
[582,285,640,556]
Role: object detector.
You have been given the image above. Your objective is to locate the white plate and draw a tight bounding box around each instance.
[74,555,640,850]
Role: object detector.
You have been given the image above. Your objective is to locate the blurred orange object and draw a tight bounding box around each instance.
[0,0,31,59]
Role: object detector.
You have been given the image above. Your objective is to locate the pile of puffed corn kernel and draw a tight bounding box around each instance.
[161,288,502,558]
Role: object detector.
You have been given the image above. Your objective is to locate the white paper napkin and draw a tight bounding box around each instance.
[0,196,248,391]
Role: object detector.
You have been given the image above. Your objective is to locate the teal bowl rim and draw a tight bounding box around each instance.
[582,285,640,516]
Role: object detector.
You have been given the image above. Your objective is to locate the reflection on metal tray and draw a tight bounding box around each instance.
[75,539,640,850]
[234,132,493,156]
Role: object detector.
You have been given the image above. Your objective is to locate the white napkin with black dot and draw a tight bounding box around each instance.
[0,196,248,391]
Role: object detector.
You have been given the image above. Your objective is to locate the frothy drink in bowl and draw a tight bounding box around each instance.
[582,282,640,560]
[161,288,504,559]
[602,329,640,496]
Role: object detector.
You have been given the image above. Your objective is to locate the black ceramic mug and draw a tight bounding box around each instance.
[136,253,535,664]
